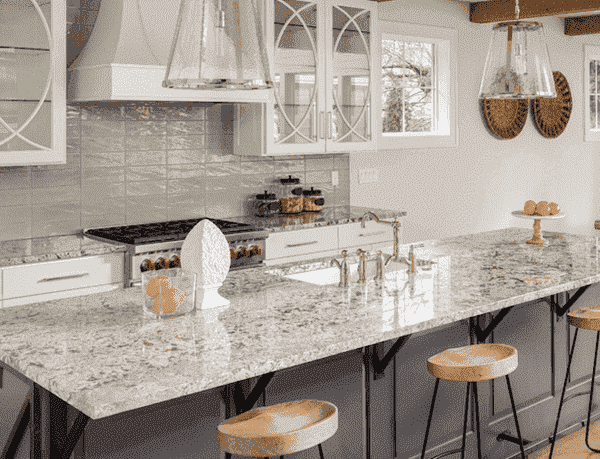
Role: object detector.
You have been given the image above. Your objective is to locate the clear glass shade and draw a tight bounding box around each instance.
[163,0,273,90]
[478,21,556,99]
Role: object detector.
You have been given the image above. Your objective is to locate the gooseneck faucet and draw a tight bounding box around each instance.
[361,212,430,274]
[331,250,349,287]
[361,211,402,264]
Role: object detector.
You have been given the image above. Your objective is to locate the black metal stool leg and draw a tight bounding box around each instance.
[318,443,325,459]
[460,382,470,459]
[472,382,483,459]
[505,374,526,458]
[421,377,441,459]
[584,330,600,453]
[549,327,579,459]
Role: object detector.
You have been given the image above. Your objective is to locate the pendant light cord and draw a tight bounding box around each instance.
[515,0,520,20]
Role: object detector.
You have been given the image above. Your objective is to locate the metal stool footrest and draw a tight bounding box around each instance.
[497,431,531,446]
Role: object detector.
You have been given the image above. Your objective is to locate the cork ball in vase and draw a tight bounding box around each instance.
[181,219,231,309]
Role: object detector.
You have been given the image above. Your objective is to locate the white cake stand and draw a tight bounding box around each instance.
[512,210,565,245]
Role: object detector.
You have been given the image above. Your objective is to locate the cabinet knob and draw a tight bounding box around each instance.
[251,245,262,256]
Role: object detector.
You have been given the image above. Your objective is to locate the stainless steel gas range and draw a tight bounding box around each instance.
[84,218,269,288]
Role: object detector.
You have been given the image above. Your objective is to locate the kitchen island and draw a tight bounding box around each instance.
[1,227,600,459]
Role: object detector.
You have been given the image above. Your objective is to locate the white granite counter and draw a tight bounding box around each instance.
[0,234,127,268]
[235,205,406,232]
[0,227,598,420]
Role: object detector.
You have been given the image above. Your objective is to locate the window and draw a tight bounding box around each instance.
[377,22,458,149]
[585,45,600,142]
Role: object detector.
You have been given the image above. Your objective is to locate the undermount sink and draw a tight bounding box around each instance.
[282,258,412,286]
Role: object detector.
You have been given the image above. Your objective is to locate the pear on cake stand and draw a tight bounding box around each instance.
[180,220,231,310]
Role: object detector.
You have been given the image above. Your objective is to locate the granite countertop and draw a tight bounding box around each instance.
[0,235,127,268]
[234,205,407,232]
[1,227,599,420]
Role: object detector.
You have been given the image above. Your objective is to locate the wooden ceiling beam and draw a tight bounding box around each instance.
[470,0,600,24]
[564,14,600,34]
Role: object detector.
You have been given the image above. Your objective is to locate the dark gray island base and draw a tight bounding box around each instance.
[2,228,600,459]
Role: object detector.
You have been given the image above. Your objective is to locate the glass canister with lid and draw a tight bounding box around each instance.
[251,190,280,217]
[302,187,324,212]
[279,176,304,214]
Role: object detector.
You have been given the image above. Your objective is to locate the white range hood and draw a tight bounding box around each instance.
[67,0,269,103]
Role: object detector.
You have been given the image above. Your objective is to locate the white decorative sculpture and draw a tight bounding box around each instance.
[181,220,231,309]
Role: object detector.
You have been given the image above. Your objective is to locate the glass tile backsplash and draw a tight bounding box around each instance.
[0,102,350,242]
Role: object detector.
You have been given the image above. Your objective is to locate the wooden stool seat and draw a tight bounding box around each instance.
[427,343,518,382]
[568,305,600,331]
[217,399,338,457]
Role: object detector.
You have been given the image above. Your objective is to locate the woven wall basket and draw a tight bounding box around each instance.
[483,98,529,140]
[532,71,572,139]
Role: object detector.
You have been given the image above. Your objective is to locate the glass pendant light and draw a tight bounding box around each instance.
[478,0,556,99]
[163,0,273,90]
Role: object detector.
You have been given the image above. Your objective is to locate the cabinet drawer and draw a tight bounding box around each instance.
[338,222,395,249]
[3,253,123,300]
[266,226,338,260]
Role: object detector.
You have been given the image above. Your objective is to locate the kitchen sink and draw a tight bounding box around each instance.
[281,258,414,286]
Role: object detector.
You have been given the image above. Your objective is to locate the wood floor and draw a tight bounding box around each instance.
[527,420,600,458]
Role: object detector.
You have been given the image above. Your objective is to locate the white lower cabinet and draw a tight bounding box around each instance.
[265,226,339,265]
[338,221,396,251]
[1,253,124,308]
[265,220,402,265]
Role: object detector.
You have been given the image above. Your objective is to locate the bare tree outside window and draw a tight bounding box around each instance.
[382,39,435,134]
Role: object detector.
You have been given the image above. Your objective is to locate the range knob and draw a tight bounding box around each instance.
[140,259,156,272]
[250,245,262,256]
[230,248,240,259]
[155,257,170,270]
[169,255,181,268]
[239,246,251,258]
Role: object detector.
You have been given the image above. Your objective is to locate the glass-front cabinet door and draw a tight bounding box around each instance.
[325,0,377,151]
[0,0,66,166]
[267,0,326,155]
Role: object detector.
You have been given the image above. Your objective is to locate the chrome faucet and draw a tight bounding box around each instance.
[331,249,349,287]
[356,248,367,283]
[398,243,425,274]
[361,212,401,264]
[375,250,393,281]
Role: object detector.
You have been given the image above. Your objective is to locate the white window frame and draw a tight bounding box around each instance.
[584,45,600,142]
[376,22,458,149]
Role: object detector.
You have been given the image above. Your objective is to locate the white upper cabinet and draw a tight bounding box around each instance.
[232,0,378,156]
[0,0,66,166]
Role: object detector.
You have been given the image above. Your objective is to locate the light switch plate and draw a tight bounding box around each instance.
[359,168,378,184]
[332,170,339,186]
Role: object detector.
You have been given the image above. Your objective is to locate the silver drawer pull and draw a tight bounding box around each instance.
[358,231,386,237]
[37,273,90,283]
[286,241,319,248]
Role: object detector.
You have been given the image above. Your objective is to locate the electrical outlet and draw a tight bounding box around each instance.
[359,168,378,184]
[332,170,339,186]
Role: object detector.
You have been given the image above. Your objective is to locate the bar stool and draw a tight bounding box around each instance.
[549,305,600,458]
[217,399,338,458]
[421,343,526,459]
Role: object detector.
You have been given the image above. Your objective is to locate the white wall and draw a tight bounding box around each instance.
[350,0,600,244]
